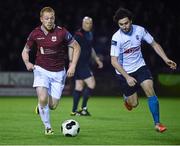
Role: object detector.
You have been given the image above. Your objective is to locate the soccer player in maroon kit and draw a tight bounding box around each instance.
[22,7,80,135]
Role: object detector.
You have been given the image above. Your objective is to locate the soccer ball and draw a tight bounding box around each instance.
[61,119,80,137]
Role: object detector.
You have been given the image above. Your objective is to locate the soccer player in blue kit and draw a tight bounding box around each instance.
[110,7,177,132]
[69,16,103,116]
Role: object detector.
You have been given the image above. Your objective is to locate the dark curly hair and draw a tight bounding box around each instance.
[113,7,133,23]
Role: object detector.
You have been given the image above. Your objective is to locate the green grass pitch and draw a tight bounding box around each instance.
[0,96,180,145]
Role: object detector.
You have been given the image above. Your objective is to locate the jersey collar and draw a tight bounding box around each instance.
[120,25,133,36]
[41,24,56,35]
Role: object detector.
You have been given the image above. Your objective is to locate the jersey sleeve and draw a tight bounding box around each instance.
[74,31,82,43]
[142,28,154,44]
[26,31,35,49]
[64,28,74,44]
[110,35,120,57]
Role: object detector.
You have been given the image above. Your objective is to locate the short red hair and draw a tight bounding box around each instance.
[40,7,55,17]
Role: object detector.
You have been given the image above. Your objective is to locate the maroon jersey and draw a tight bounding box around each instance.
[26,25,74,71]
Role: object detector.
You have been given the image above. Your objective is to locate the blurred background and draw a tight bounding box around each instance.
[0,0,179,96]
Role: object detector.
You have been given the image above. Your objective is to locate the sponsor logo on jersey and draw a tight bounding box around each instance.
[37,37,45,40]
[124,46,140,54]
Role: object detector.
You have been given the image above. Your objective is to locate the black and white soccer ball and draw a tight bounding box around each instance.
[61,119,80,137]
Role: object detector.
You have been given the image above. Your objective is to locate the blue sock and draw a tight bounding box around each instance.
[148,95,160,125]
[82,87,93,109]
[72,90,82,112]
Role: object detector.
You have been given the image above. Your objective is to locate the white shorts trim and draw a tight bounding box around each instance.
[33,65,66,99]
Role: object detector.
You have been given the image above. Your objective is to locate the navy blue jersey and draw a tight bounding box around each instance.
[74,29,93,68]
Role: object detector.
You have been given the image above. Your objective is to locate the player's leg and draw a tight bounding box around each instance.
[33,65,53,135]
[141,79,166,132]
[36,87,53,135]
[116,73,139,110]
[48,69,66,110]
[43,69,66,134]
[71,68,84,116]
[138,65,166,132]
[141,79,159,123]
[71,79,84,115]
[48,97,59,110]
[80,76,95,115]
[124,92,139,110]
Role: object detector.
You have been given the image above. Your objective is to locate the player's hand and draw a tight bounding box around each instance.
[25,62,35,71]
[95,57,103,69]
[97,60,103,69]
[165,59,177,70]
[126,76,137,87]
[67,63,76,77]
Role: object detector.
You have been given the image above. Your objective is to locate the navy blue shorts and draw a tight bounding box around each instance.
[74,66,93,80]
[116,65,153,96]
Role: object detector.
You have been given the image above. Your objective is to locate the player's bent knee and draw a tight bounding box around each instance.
[49,104,58,110]
[129,100,139,108]
[75,88,83,92]
[88,84,96,89]
[39,98,48,105]
[132,102,139,108]
[75,85,84,91]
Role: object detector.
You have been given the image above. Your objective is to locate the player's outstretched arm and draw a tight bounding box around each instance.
[21,45,34,71]
[150,40,177,70]
[67,40,81,77]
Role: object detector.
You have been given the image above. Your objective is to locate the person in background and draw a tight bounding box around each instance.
[69,16,103,116]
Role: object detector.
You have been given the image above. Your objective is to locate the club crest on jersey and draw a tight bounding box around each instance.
[51,36,57,42]
[136,35,139,40]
